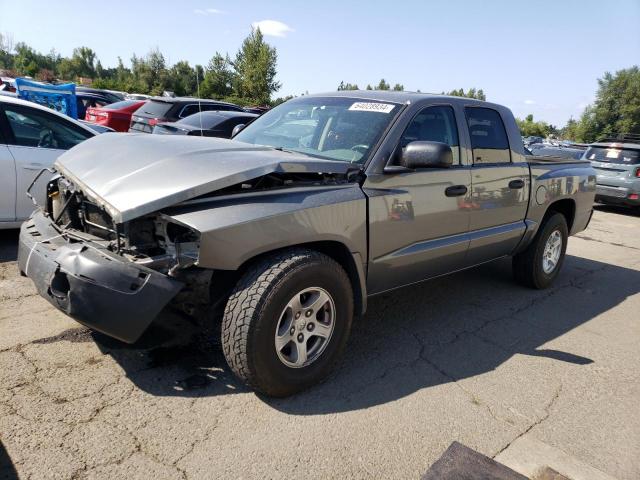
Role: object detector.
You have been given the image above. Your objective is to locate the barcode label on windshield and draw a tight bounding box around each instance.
[348,102,395,113]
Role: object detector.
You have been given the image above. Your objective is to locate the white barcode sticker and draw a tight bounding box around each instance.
[348,102,395,113]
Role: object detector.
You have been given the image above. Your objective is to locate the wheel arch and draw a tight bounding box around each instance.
[545,198,576,232]
[235,241,367,317]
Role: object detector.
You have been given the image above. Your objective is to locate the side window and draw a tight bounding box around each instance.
[399,105,460,165]
[205,104,227,112]
[465,107,511,164]
[180,104,198,117]
[4,105,92,150]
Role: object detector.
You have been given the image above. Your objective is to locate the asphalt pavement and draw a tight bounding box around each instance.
[1,205,639,480]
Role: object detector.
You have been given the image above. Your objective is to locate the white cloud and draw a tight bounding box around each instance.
[524,99,536,105]
[252,20,294,37]
[194,8,223,15]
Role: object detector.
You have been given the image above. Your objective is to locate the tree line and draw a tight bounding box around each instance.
[338,79,487,100]
[0,29,282,106]
[1,30,637,140]
[518,67,639,142]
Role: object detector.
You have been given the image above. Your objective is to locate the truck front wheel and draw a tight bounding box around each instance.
[221,249,354,397]
[513,212,568,289]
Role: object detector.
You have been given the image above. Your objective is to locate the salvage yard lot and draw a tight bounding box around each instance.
[1,207,639,480]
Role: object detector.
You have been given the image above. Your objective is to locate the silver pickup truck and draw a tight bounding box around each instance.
[18,92,596,396]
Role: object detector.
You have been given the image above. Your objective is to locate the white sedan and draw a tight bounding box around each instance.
[0,95,97,228]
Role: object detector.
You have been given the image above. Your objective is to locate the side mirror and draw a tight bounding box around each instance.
[400,141,453,169]
[231,124,246,138]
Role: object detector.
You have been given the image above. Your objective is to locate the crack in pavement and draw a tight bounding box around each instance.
[492,383,563,459]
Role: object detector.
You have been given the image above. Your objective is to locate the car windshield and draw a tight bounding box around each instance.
[584,146,640,165]
[233,97,402,164]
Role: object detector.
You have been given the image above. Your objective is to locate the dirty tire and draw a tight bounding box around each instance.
[222,249,353,397]
[513,212,568,289]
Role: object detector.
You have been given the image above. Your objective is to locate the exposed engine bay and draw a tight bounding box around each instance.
[45,175,201,276]
[45,169,355,270]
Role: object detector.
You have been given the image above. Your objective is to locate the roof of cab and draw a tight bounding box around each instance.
[303,89,496,107]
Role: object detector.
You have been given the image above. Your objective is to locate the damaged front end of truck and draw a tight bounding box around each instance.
[18,133,363,343]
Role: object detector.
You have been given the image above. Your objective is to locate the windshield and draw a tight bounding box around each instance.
[583,146,640,165]
[234,97,401,164]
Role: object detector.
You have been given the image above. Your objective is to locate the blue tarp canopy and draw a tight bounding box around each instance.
[15,78,78,119]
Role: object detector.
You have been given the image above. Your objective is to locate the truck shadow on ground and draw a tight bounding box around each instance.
[88,253,640,414]
[0,441,18,480]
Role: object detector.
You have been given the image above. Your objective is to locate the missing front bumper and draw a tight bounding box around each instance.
[18,211,184,343]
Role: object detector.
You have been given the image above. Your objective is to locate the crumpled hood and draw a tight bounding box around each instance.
[55,133,355,223]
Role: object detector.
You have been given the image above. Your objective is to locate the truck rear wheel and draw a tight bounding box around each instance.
[513,212,568,289]
[221,249,354,397]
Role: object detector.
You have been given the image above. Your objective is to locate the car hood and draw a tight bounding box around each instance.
[55,133,356,223]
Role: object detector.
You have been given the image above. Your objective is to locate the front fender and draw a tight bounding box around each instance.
[165,185,368,271]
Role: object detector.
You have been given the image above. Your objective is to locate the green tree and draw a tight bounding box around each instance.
[392,83,404,91]
[337,81,359,90]
[169,60,197,96]
[56,47,97,81]
[13,43,40,77]
[0,32,14,68]
[560,117,579,140]
[574,66,640,142]
[233,27,280,104]
[445,88,486,100]
[201,53,234,98]
[376,78,390,90]
[516,114,550,138]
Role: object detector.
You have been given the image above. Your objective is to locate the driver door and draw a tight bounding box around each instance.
[364,104,472,294]
[1,103,93,220]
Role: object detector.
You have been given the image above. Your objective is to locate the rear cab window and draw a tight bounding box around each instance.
[465,107,511,164]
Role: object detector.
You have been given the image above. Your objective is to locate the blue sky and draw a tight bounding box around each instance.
[1,0,639,126]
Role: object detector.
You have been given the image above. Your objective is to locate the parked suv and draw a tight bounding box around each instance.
[583,133,640,208]
[129,97,244,133]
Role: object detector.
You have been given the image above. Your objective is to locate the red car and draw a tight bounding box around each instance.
[85,99,146,132]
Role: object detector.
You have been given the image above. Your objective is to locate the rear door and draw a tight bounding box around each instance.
[464,107,529,265]
[365,103,472,294]
[1,103,94,220]
[0,113,17,222]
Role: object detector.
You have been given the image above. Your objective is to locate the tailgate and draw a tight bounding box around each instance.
[129,115,153,133]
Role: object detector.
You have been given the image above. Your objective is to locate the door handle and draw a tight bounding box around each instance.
[509,179,525,189]
[445,185,468,197]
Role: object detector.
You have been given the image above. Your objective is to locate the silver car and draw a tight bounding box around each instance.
[584,134,640,208]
